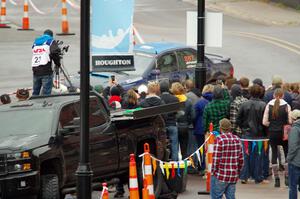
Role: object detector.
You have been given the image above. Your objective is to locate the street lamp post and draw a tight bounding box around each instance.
[195,0,206,91]
[76,0,93,198]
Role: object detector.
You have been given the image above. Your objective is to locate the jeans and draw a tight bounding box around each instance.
[210,176,236,199]
[240,140,264,183]
[289,164,300,199]
[33,74,53,96]
[167,126,179,161]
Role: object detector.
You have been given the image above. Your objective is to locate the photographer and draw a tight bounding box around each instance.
[31,29,61,96]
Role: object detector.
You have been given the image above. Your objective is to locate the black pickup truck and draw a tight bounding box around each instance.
[0,92,183,199]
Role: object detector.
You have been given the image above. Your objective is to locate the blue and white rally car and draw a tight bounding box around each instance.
[69,42,234,90]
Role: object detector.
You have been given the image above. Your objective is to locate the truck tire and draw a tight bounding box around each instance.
[165,171,188,193]
[137,160,163,198]
[40,174,60,199]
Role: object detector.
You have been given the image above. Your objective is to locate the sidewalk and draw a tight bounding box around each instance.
[183,0,300,26]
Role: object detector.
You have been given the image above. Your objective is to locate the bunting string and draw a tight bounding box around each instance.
[137,133,269,179]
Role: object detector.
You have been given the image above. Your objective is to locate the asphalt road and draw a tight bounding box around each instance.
[1,0,300,94]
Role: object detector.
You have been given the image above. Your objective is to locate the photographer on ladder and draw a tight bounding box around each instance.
[31,29,61,96]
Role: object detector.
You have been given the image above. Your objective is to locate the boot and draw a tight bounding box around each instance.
[275,177,280,188]
[285,176,289,187]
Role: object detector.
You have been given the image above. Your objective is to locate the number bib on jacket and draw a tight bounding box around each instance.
[32,44,51,67]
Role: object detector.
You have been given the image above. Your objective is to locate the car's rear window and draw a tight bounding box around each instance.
[0,109,54,136]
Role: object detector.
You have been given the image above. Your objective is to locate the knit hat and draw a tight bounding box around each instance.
[230,84,241,100]
[110,86,121,96]
[219,118,231,132]
[44,29,53,37]
[94,85,104,94]
[253,78,263,87]
[160,81,170,93]
[138,84,148,95]
[272,75,283,86]
[213,86,224,100]
[291,109,300,120]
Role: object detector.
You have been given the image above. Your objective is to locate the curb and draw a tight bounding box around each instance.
[182,0,300,26]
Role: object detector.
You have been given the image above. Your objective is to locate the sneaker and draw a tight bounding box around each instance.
[256,180,270,184]
[275,177,280,188]
[241,180,247,184]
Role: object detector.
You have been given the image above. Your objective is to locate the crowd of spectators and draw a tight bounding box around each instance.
[1,75,300,199]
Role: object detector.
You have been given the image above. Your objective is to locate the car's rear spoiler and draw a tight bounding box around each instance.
[110,102,184,121]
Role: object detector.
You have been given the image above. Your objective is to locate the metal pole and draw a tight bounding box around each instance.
[195,0,206,91]
[76,0,92,198]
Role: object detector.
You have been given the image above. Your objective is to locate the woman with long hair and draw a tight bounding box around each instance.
[122,89,138,109]
[263,88,292,187]
[170,82,194,159]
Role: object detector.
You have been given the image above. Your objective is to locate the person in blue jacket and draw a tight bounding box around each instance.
[31,29,61,95]
[194,84,214,172]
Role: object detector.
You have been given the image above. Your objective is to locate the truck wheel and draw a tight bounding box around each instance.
[40,174,60,199]
[165,171,188,193]
[137,161,163,198]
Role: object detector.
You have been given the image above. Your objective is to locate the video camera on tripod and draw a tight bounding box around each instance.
[53,40,76,93]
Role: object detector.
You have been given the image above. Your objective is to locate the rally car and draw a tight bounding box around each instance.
[68,42,234,90]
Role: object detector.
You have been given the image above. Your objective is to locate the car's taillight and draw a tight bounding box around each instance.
[230,67,234,77]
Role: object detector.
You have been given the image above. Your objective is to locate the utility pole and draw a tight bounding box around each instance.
[195,0,206,91]
[76,0,93,198]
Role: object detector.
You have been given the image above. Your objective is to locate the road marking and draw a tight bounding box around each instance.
[9,0,17,6]
[29,0,46,15]
[227,31,300,56]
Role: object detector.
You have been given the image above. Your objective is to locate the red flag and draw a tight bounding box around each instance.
[171,163,175,179]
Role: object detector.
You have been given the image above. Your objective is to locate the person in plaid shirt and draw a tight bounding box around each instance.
[229,84,248,137]
[203,85,230,132]
[211,118,244,199]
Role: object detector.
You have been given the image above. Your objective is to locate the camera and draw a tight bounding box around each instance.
[56,40,69,56]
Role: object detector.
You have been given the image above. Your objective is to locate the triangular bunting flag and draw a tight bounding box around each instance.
[160,161,165,175]
[258,141,263,155]
[165,163,170,179]
[152,159,157,175]
[177,162,181,177]
[264,140,268,153]
[171,163,175,179]
[244,140,249,155]
[189,157,195,168]
[252,141,257,153]
[184,160,188,175]
[200,146,204,156]
[196,150,201,165]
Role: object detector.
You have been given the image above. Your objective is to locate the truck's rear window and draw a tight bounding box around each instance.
[0,109,54,136]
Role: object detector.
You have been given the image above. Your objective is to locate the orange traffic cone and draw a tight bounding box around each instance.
[198,122,214,195]
[101,182,109,199]
[144,143,155,199]
[0,0,10,28]
[18,0,33,31]
[57,0,75,35]
[129,154,139,199]
[142,179,149,199]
